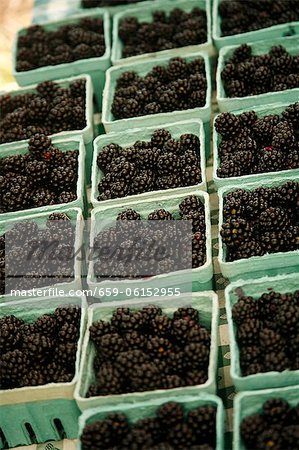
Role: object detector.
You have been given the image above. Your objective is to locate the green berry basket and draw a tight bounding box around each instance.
[0,295,87,449]
[212,0,299,51]
[91,119,207,209]
[233,385,299,450]
[0,136,85,221]
[74,292,219,411]
[102,51,212,156]
[0,75,94,183]
[77,392,224,450]
[12,9,111,109]
[216,36,299,112]
[213,101,299,189]
[218,176,299,282]
[87,189,213,298]
[111,0,214,66]
[225,273,299,392]
[0,207,84,303]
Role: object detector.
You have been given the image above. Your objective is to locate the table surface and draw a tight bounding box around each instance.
[9,2,236,449]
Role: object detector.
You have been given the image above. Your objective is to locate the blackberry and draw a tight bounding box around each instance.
[184,342,209,369]
[0,349,29,388]
[0,315,23,353]
[221,218,252,248]
[89,320,114,345]
[32,188,56,207]
[54,342,77,370]
[28,98,49,120]
[171,318,196,344]
[22,333,53,362]
[215,112,240,136]
[276,301,299,335]
[98,333,127,359]
[157,152,181,175]
[263,398,290,424]
[226,80,247,97]
[167,58,188,80]
[115,349,149,377]
[240,414,266,448]
[179,195,203,216]
[130,362,161,391]
[95,363,123,395]
[55,304,81,326]
[257,427,283,450]
[157,401,184,427]
[130,170,155,195]
[232,296,259,325]
[239,110,258,128]
[282,102,299,128]
[58,191,77,203]
[167,423,194,448]
[97,144,122,170]
[179,133,200,153]
[50,166,77,191]
[259,207,290,231]
[180,149,199,167]
[237,319,261,346]
[272,121,295,152]
[217,160,242,178]
[117,209,141,221]
[105,412,130,443]
[264,350,290,372]
[26,160,49,184]
[239,346,261,371]
[28,133,52,156]
[81,420,113,450]
[147,336,173,359]
[141,304,162,323]
[148,209,173,220]
[259,328,285,353]
[35,314,57,336]
[258,146,285,172]
[20,369,46,387]
[133,417,161,445]
[187,405,216,444]
[151,315,172,337]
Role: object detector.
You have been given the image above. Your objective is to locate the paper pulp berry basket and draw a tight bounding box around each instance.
[74,292,219,411]
[0,136,85,221]
[0,207,84,303]
[226,273,299,392]
[77,392,224,450]
[87,189,213,297]
[213,101,299,189]
[102,51,212,155]
[0,295,87,449]
[111,0,213,66]
[91,119,207,209]
[13,9,111,109]
[212,0,299,51]
[0,75,94,182]
[218,176,299,281]
[216,35,299,112]
[233,385,299,450]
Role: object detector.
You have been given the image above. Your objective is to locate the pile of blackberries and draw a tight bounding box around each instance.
[0,304,81,389]
[219,0,299,37]
[241,398,299,450]
[215,103,299,177]
[16,19,105,72]
[118,7,207,58]
[0,78,86,144]
[111,57,207,119]
[82,0,144,7]
[93,195,206,281]
[221,182,299,261]
[87,305,211,397]
[0,213,76,295]
[97,129,201,200]
[0,134,78,213]
[221,44,299,97]
[232,290,299,376]
[81,401,217,450]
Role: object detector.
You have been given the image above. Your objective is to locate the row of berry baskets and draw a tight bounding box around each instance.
[1,275,298,449]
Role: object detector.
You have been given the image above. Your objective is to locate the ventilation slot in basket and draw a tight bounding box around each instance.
[53,418,66,439]
[0,427,8,449]
[24,422,37,444]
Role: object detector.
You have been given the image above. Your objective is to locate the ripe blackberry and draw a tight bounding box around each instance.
[130,362,162,391]
[263,398,290,424]
[35,314,57,336]
[179,195,203,216]
[95,363,123,395]
[32,188,56,207]
[167,423,194,448]
[282,102,299,128]
[28,98,49,120]
[217,159,242,178]
[0,315,23,353]
[141,304,162,323]
[20,369,46,387]
[157,152,181,175]
[187,405,216,444]
[0,349,29,388]
[22,333,53,362]
[221,218,252,248]
[259,206,290,231]
[97,144,122,171]
[89,320,114,345]
[184,342,209,369]
[179,133,200,153]
[133,417,161,445]
[98,333,127,359]
[239,346,261,372]
[50,166,77,191]
[264,350,290,372]
[117,209,141,221]
[28,133,52,157]
[215,112,240,136]
[237,319,261,346]
[171,318,196,344]
[226,80,247,97]
[252,115,280,145]
[130,170,155,195]
[58,191,77,203]
[240,414,266,448]
[148,209,173,220]
[276,301,299,335]
[258,146,285,172]
[232,296,259,325]
[272,121,295,152]
[167,58,188,80]
[115,349,149,377]
[257,427,284,449]
[26,160,49,184]
[157,401,184,427]
[147,336,173,359]
[173,306,199,323]
[180,149,199,167]
[55,304,81,326]
[81,420,113,450]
